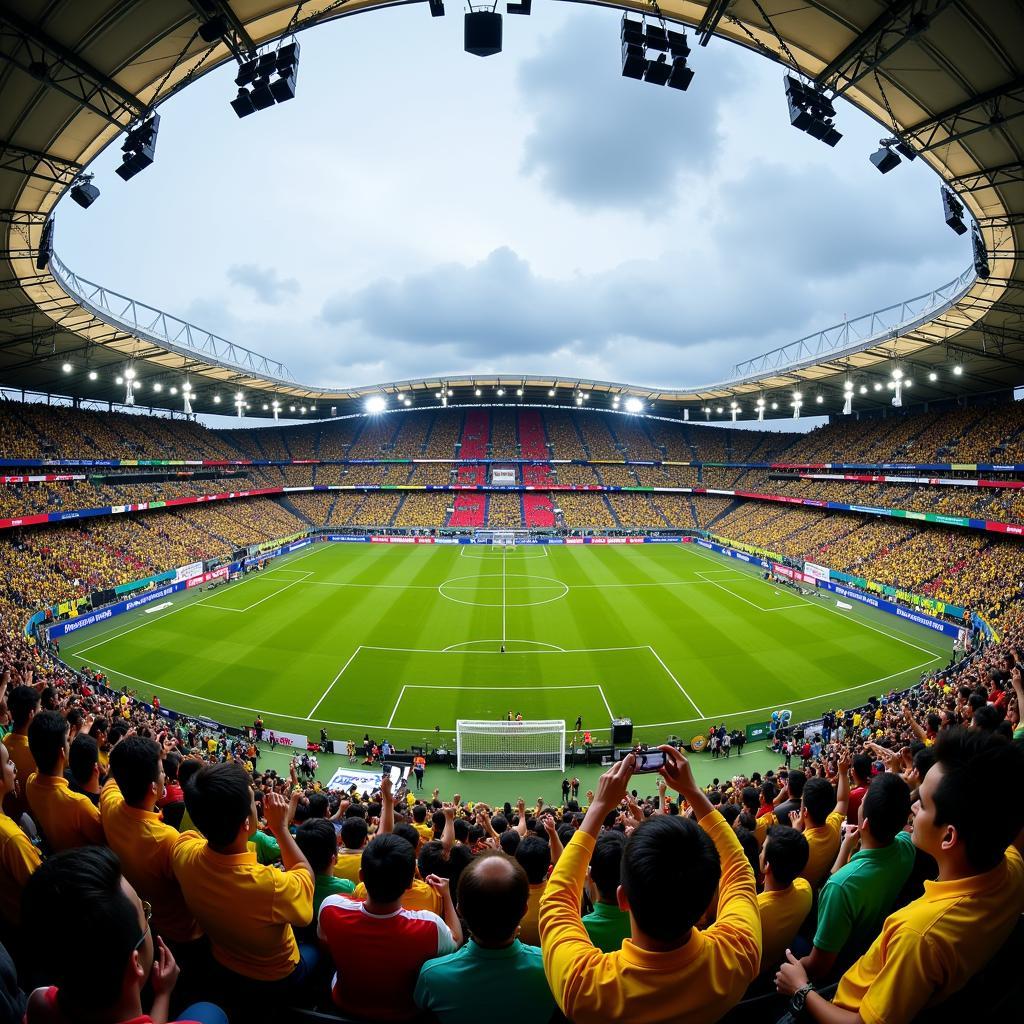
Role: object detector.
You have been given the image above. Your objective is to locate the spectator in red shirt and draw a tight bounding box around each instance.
[21,846,225,1024]
[319,833,462,1021]
[846,753,872,825]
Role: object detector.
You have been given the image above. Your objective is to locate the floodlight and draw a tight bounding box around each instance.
[365,395,387,413]
[61,362,72,373]
[873,382,883,391]
[843,380,854,391]
[548,389,555,397]
[116,376,124,385]
[928,372,937,381]
[625,397,643,413]
[170,386,178,395]
[516,388,523,396]
[953,365,963,375]
[475,388,482,396]
[213,395,221,404]
[859,385,867,394]
[125,367,136,380]
[816,395,824,403]
[88,370,97,380]
[891,368,903,380]
[497,389,505,396]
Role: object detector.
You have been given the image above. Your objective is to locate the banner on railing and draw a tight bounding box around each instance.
[175,561,205,583]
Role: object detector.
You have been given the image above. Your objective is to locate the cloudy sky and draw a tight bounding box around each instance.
[58,2,968,396]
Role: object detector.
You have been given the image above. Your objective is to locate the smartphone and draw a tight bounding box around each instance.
[615,746,667,774]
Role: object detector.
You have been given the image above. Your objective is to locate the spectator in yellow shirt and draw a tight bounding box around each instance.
[171,764,316,1008]
[757,825,811,978]
[3,685,38,820]
[25,711,104,852]
[412,803,434,843]
[0,738,41,931]
[100,736,202,946]
[539,747,760,1024]
[335,815,368,883]
[789,764,850,888]
[777,728,1024,1023]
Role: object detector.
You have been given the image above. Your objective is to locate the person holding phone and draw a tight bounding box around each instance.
[539,746,760,1023]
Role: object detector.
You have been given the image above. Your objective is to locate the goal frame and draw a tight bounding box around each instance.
[472,529,534,546]
[456,718,566,772]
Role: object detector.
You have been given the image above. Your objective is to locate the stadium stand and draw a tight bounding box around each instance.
[459,410,489,459]
[517,409,549,459]
[448,495,486,528]
[523,493,556,528]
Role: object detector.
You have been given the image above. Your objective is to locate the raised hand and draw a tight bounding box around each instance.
[149,936,180,996]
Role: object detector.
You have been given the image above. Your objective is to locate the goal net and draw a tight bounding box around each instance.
[456,719,566,772]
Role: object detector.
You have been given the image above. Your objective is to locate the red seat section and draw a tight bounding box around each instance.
[517,410,548,459]
[448,495,486,527]
[456,465,486,485]
[460,409,490,459]
[522,464,555,486]
[523,493,555,527]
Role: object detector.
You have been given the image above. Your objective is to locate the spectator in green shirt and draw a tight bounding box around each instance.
[414,851,555,1024]
[801,772,915,981]
[581,829,631,953]
[294,819,355,921]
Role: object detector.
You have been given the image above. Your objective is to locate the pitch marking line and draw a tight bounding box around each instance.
[306,645,364,719]
[202,571,313,613]
[386,683,613,729]
[695,571,807,611]
[83,652,941,737]
[442,640,566,652]
[646,646,704,717]
[685,545,940,657]
[70,547,326,655]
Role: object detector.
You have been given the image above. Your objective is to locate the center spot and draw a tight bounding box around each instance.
[438,573,570,608]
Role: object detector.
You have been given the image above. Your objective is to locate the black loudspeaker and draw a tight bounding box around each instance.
[611,718,633,746]
[465,12,502,56]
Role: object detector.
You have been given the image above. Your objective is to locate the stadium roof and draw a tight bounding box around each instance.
[1,0,1022,420]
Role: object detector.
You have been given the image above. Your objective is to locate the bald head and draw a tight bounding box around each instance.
[457,851,529,946]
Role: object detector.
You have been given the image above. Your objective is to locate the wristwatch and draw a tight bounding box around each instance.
[790,982,814,1014]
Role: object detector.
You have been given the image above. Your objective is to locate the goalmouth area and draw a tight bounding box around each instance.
[57,538,951,752]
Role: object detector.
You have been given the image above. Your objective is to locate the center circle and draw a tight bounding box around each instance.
[438,573,570,608]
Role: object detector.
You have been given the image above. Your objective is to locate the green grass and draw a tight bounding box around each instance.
[61,541,950,759]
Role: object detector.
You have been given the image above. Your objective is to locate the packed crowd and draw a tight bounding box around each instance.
[0,603,1020,1023]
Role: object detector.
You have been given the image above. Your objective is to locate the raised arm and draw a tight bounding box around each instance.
[541,814,564,866]
[379,775,395,835]
[834,751,851,818]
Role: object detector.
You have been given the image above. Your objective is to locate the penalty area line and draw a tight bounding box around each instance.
[306,646,363,719]
[647,646,704,718]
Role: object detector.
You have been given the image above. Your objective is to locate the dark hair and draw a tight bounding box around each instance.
[341,816,368,849]
[862,773,911,844]
[763,826,809,887]
[294,819,337,875]
[740,787,759,814]
[68,733,99,788]
[9,686,39,730]
[972,704,1003,731]
[499,830,520,856]
[514,835,551,885]
[453,818,470,844]
[412,804,427,824]
[721,804,740,827]
[786,769,807,800]
[736,828,760,883]
[177,759,202,789]
[801,777,837,824]
[90,717,109,738]
[22,847,142,1013]
[622,816,721,942]
[394,823,421,851]
[27,710,68,774]
[307,792,329,819]
[109,736,162,805]
[913,745,936,781]
[457,852,528,944]
[851,754,873,784]
[183,762,252,848]
[931,728,1024,872]
[589,829,626,902]
[163,751,181,782]
[418,839,448,880]
[361,833,415,902]
[490,814,508,834]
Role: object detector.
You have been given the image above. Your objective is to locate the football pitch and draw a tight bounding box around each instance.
[59,540,951,749]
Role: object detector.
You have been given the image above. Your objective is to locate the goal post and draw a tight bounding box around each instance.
[456,719,566,772]
[472,529,532,546]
